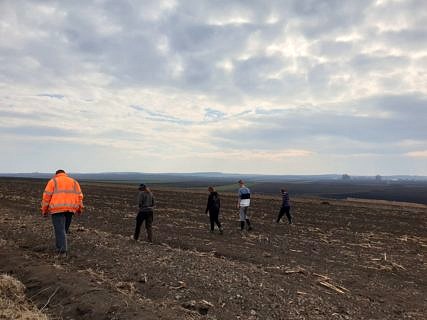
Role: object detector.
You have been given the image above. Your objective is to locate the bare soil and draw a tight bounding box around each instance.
[0,178,426,319]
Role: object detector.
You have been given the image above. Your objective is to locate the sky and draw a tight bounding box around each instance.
[1,0,426,175]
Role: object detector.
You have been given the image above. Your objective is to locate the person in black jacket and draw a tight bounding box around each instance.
[134,184,155,242]
[277,188,292,224]
[205,186,223,234]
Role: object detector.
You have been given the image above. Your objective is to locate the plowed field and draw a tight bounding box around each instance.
[0,178,426,319]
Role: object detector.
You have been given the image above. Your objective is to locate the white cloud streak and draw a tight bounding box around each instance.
[405,151,427,158]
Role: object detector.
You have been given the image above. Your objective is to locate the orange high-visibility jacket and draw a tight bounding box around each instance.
[41,173,84,215]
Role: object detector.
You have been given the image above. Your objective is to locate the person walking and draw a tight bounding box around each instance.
[277,188,292,224]
[205,186,223,234]
[41,169,84,255]
[237,179,252,231]
[134,184,154,242]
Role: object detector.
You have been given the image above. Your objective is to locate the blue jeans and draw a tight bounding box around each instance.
[51,212,73,253]
[239,206,250,221]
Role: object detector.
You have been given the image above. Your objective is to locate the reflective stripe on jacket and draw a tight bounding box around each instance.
[41,173,84,214]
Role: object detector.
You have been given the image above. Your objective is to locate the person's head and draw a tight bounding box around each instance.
[208,186,215,193]
[139,183,151,193]
[55,169,65,175]
[238,179,244,186]
[281,188,288,193]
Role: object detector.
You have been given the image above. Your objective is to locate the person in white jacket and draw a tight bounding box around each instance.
[237,180,252,231]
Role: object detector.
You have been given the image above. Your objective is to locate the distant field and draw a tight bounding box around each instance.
[3,176,426,205]
[248,181,427,205]
[146,180,427,205]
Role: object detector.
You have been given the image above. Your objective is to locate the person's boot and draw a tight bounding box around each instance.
[240,221,245,231]
[246,219,252,231]
[147,228,153,243]
[56,250,68,258]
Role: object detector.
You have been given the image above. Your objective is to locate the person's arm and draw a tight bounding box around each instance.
[75,180,84,215]
[41,179,54,216]
[205,194,211,214]
[138,192,144,209]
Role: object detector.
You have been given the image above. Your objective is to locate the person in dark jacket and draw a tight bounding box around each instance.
[134,184,154,242]
[277,188,292,224]
[205,186,223,234]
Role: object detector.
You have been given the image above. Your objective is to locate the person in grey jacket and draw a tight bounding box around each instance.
[133,184,154,242]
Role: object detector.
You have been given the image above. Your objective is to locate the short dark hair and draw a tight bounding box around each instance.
[139,183,147,190]
[55,169,65,174]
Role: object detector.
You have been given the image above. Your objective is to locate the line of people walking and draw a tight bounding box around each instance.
[40,170,293,255]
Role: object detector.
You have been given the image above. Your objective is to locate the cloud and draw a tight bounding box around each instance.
[204,108,225,121]
[350,54,410,74]
[195,149,314,161]
[291,0,371,38]
[129,105,193,124]
[37,93,65,99]
[405,150,427,158]
[211,93,427,155]
[0,125,78,137]
[1,0,427,174]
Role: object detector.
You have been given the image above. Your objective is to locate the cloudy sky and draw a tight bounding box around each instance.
[1,0,426,175]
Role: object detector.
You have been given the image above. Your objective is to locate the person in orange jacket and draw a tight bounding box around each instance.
[41,169,84,254]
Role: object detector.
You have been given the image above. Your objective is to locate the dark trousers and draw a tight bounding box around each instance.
[209,209,222,231]
[277,206,292,224]
[51,212,73,253]
[240,219,252,231]
[134,211,153,242]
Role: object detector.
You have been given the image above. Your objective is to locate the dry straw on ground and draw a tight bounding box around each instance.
[0,273,49,320]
